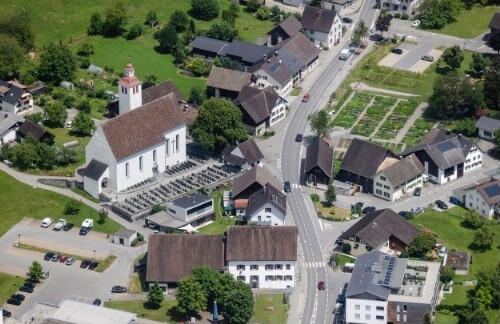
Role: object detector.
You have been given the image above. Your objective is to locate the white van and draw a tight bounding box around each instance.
[339,48,351,60]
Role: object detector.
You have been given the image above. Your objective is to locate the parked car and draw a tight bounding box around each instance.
[53,219,67,230]
[302,92,310,102]
[342,17,353,24]
[317,281,325,290]
[449,196,461,205]
[411,20,421,27]
[335,239,344,245]
[41,217,53,228]
[79,227,90,235]
[51,254,60,262]
[93,298,102,306]
[111,286,128,293]
[2,309,12,318]
[63,223,74,231]
[88,261,99,270]
[435,200,448,210]
[421,55,434,62]
[283,181,291,193]
[414,187,422,196]
[59,255,68,263]
[391,48,403,55]
[66,257,76,265]
[439,246,447,257]
[23,281,36,289]
[411,207,425,214]
[44,252,55,261]
[80,260,91,268]
[7,298,22,305]
[19,285,34,293]
[362,206,376,214]
[398,211,409,218]
[11,294,25,302]
[295,133,303,142]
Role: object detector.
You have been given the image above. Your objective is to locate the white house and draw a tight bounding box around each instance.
[166,192,214,226]
[301,6,343,48]
[226,226,298,289]
[221,139,264,170]
[464,178,500,219]
[0,80,33,114]
[381,0,424,15]
[476,116,500,141]
[244,184,286,226]
[0,111,24,144]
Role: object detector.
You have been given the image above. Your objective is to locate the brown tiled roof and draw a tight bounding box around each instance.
[234,199,249,209]
[235,85,279,124]
[206,67,252,93]
[267,15,302,38]
[146,234,225,283]
[277,33,321,67]
[119,75,141,87]
[222,139,264,167]
[101,93,185,161]
[445,250,471,270]
[246,183,287,216]
[301,6,337,33]
[226,226,298,261]
[468,178,500,206]
[489,12,500,30]
[304,137,333,178]
[142,81,183,105]
[231,165,282,199]
[377,154,425,188]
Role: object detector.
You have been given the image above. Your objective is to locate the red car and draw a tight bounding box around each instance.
[318,281,325,290]
[59,255,68,263]
[302,92,310,102]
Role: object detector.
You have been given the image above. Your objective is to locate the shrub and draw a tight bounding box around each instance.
[126,24,143,40]
[342,243,351,254]
[263,130,275,138]
[79,57,90,69]
[401,13,409,20]
[256,6,270,20]
[137,233,144,241]
[64,199,81,215]
[151,204,164,215]
[394,13,401,19]
[311,194,320,203]
[131,238,138,247]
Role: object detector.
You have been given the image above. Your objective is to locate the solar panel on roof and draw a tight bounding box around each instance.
[270,64,280,73]
[436,141,456,153]
[484,184,500,198]
[384,256,391,260]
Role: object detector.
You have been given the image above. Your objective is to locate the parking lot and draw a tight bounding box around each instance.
[378,41,443,73]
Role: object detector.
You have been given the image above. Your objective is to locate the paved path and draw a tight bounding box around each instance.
[350,82,420,97]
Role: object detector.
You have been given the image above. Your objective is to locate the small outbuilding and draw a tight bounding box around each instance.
[88,64,103,75]
[476,116,500,141]
[445,250,471,275]
[113,228,138,246]
[60,81,74,90]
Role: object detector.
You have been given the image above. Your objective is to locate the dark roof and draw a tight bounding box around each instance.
[206,67,252,92]
[226,226,298,261]
[0,80,25,105]
[249,53,297,85]
[101,93,184,161]
[235,86,280,124]
[445,250,471,270]
[476,116,500,133]
[222,139,264,167]
[146,234,225,282]
[17,120,48,140]
[468,178,500,205]
[376,154,424,187]
[142,80,183,105]
[221,40,274,64]
[340,209,420,248]
[83,159,109,181]
[489,12,500,30]
[340,138,396,179]
[267,15,302,38]
[246,183,287,216]
[301,6,338,33]
[189,36,228,55]
[304,137,333,178]
[231,165,282,199]
[276,33,321,67]
[169,192,212,209]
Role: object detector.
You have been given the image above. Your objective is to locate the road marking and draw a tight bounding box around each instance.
[322,222,338,231]
[306,261,326,269]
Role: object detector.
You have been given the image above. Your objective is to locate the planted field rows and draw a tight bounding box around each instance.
[372,140,405,153]
[374,99,420,140]
[332,92,373,128]
[352,96,398,137]
[402,118,436,147]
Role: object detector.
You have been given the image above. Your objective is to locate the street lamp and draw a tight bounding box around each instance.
[18,234,21,245]
[93,249,96,260]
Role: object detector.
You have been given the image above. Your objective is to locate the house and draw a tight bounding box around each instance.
[226,226,298,289]
[206,67,253,100]
[0,111,24,144]
[325,0,357,14]
[231,164,283,200]
[243,183,287,226]
[304,137,334,189]
[345,251,440,324]
[489,12,500,34]
[403,129,483,185]
[113,228,137,247]
[221,139,264,170]
[189,36,229,59]
[381,0,424,15]
[276,32,321,79]
[28,80,46,95]
[221,40,275,72]
[16,120,55,144]
[0,80,33,114]
[337,138,399,193]
[338,209,420,256]
[301,6,343,47]
[267,15,302,46]
[476,116,500,141]
[445,250,471,275]
[373,154,425,201]
[146,234,225,290]
[464,178,500,219]
[234,85,287,135]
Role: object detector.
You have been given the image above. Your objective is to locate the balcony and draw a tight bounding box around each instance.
[391,0,401,4]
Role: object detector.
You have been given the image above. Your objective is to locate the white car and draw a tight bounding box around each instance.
[411,20,421,27]
[41,218,54,228]
[53,219,67,230]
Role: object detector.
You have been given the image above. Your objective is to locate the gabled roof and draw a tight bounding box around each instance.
[476,116,500,133]
[83,159,109,181]
[189,36,229,55]
[0,80,25,105]
[222,139,264,167]
[235,85,280,124]
[249,52,297,85]
[376,154,424,187]
[489,12,500,30]
[267,15,302,38]
[445,250,471,270]
[276,33,321,67]
[101,93,185,161]
[246,183,287,216]
[340,138,397,179]
[220,40,274,64]
[146,234,225,282]
[304,137,334,178]
[340,209,420,248]
[466,178,500,206]
[226,226,298,261]
[17,120,49,140]
[0,111,24,135]
[142,80,183,105]
[231,164,282,199]
[301,6,338,33]
[114,228,136,239]
[207,67,252,93]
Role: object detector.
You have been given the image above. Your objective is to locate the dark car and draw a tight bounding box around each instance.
[88,261,99,270]
[449,196,461,205]
[80,260,91,268]
[398,211,409,218]
[79,227,90,235]
[295,134,303,142]
[19,285,34,293]
[317,281,325,290]
[342,17,353,24]
[111,286,128,293]
[335,239,344,245]
[93,298,102,306]
[414,187,422,196]
[435,200,448,210]
[2,309,12,318]
[7,298,22,306]
[391,48,403,55]
[63,223,74,231]
[23,281,36,289]
[362,206,376,214]
[283,181,291,193]
[11,294,25,302]
[44,252,55,261]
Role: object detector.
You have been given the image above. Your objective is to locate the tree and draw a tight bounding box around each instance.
[64,199,81,215]
[417,0,461,29]
[189,86,206,104]
[308,110,333,138]
[308,0,325,8]
[102,0,127,37]
[458,307,489,324]
[150,204,164,214]
[324,182,336,207]
[256,6,270,21]
[44,102,68,127]
[77,100,91,113]
[191,266,224,309]
[156,24,178,53]
[176,275,207,316]
[36,143,56,170]
[442,45,464,69]
[440,265,455,284]
[0,7,34,51]
[38,43,76,85]
[484,56,500,111]
[473,226,494,251]
[56,146,77,165]
[189,98,248,152]
[488,31,500,54]
[72,112,95,136]
[247,0,262,12]
[407,232,436,258]
[173,43,188,66]
[270,6,281,22]
[169,10,190,33]
[464,209,485,229]
[223,281,254,324]
[98,208,108,224]
[126,24,143,40]
[0,34,25,80]
[207,21,238,42]
[77,43,95,57]
[429,71,483,119]
[0,143,13,161]
[474,264,500,309]
[452,117,477,137]
[145,10,157,26]
[87,12,103,35]
[191,0,220,21]
[11,143,39,170]
[470,53,489,77]
[28,261,43,282]
[375,14,392,37]
[342,242,351,254]
[352,20,369,45]
[143,73,159,89]
[186,58,212,76]
[222,9,237,27]
[147,282,164,309]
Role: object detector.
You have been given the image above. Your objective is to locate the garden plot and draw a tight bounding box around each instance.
[374,99,420,140]
[402,118,436,147]
[352,96,398,137]
[371,140,405,153]
[332,92,373,128]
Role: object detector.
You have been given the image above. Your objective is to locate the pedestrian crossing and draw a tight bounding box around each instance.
[292,183,300,189]
[305,261,326,269]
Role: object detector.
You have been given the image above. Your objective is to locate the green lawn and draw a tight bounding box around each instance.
[435,311,459,323]
[0,272,23,306]
[253,294,289,324]
[427,5,500,39]
[105,299,180,322]
[440,285,473,305]
[0,170,122,237]
[198,191,236,234]
[338,254,356,267]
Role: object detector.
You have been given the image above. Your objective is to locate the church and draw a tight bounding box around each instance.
[82,62,192,199]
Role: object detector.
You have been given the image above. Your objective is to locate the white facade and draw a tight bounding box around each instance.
[0,93,33,114]
[118,64,142,115]
[303,15,343,47]
[253,69,293,97]
[227,260,295,289]
[427,145,483,185]
[465,188,497,219]
[0,128,16,143]
[269,100,287,126]
[167,199,213,222]
[247,201,285,226]
[83,166,109,198]
[381,0,423,15]
[478,128,495,141]
[373,173,423,201]
[345,298,388,324]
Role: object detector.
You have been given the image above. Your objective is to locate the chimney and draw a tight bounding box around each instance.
[278,59,282,65]
[267,59,270,63]
[263,54,267,61]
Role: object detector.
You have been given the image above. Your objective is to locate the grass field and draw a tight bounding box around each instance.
[0,170,121,237]
[105,299,179,322]
[0,272,23,307]
[198,191,236,234]
[440,285,473,305]
[253,294,289,324]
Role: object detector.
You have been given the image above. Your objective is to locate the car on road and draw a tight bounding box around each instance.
[51,254,60,262]
[283,181,291,193]
[362,206,376,214]
[414,187,422,196]
[80,260,91,268]
[59,255,68,263]
[41,217,53,228]
[79,227,90,235]
[44,252,55,261]
[111,286,128,293]
[449,196,461,205]
[7,298,22,305]
[421,55,434,62]
[435,200,448,210]
[335,239,343,245]
[11,294,25,302]
[53,219,67,230]
[295,133,303,142]
[2,309,12,318]
[88,261,99,270]
[411,20,421,27]
[342,17,353,24]
[19,285,34,293]
[63,223,74,231]
[391,48,403,55]
[93,298,102,306]
[317,281,325,290]
[66,257,76,265]
[302,92,310,102]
